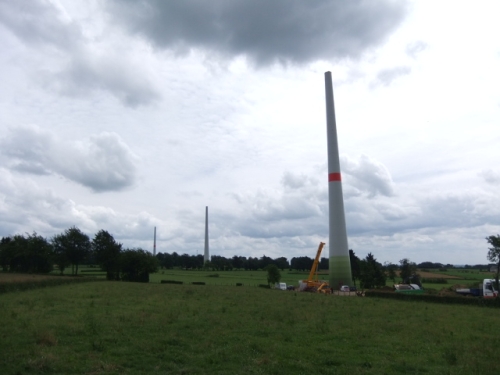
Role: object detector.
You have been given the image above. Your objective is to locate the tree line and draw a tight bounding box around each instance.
[157,249,421,289]
[0,227,158,282]
[349,250,426,289]
[155,252,329,271]
[3,225,496,288]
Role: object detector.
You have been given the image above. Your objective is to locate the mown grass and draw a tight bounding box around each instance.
[151,268,480,292]
[150,269,309,287]
[0,273,102,294]
[1,281,500,374]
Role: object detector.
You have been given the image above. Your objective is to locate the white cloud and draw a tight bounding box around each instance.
[1,0,500,266]
[0,0,160,106]
[479,169,500,185]
[371,66,411,87]
[405,41,427,59]
[341,154,395,198]
[1,125,138,192]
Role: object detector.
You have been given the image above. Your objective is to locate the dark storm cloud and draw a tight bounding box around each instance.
[108,0,409,65]
[1,126,138,192]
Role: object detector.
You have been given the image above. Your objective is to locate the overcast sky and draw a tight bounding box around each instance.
[1,0,500,265]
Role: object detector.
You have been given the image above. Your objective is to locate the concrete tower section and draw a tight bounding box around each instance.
[324,71,353,289]
[153,227,156,256]
[204,206,209,264]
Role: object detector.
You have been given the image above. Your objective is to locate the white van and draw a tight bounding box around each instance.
[275,282,287,290]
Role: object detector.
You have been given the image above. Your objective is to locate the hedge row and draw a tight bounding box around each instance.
[80,269,106,273]
[365,289,500,308]
[0,277,102,294]
[159,280,245,287]
[421,278,448,284]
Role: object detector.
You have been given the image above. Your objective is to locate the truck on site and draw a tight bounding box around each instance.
[394,283,424,294]
[298,242,331,294]
[274,282,287,290]
[455,279,499,298]
[394,274,424,294]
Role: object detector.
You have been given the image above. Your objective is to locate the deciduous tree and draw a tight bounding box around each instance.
[359,253,386,289]
[92,230,122,280]
[384,262,398,284]
[399,258,417,282]
[120,248,159,282]
[265,264,281,286]
[25,232,53,273]
[51,227,90,275]
[0,237,14,271]
[486,235,500,297]
[349,249,361,287]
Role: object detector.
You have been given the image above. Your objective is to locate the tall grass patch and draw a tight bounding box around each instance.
[1,282,500,374]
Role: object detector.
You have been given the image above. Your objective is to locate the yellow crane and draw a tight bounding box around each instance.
[303,242,331,293]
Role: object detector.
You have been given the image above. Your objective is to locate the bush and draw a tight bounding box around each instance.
[236,283,243,286]
[160,280,183,284]
[120,249,158,283]
[258,284,270,289]
[80,269,106,273]
[207,274,219,278]
[192,282,205,285]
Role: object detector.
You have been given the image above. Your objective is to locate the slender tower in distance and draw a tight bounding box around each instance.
[324,71,352,289]
[153,226,156,256]
[204,206,209,264]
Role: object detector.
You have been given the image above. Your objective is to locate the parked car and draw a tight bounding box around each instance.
[340,285,350,292]
[349,286,357,292]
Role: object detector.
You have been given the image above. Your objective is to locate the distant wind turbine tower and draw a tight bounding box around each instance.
[324,71,353,289]
[153,226,156,256]
[204,206,209,264]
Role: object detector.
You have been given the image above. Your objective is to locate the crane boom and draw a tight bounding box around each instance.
[307,242,325,282]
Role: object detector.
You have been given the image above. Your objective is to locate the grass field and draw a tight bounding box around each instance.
[1,280,500,374]
[47,265,498,291]
[150,269,312,287]
[0,273,63,283]
[150,268,497,292]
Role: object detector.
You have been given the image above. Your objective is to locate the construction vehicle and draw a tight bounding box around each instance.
[394,274,424,294]
[394,283,424,294]
[299,242,331,294]
[455,279,498,298]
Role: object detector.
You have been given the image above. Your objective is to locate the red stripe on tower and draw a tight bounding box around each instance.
[328,173,341,182]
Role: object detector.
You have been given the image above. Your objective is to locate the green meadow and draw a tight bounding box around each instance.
[150,269,312,286]
[1,280,500,374]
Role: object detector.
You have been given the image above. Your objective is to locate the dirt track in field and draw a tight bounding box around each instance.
[393,270,460,279]
[414,271,460,279]
[0,273,61,284]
